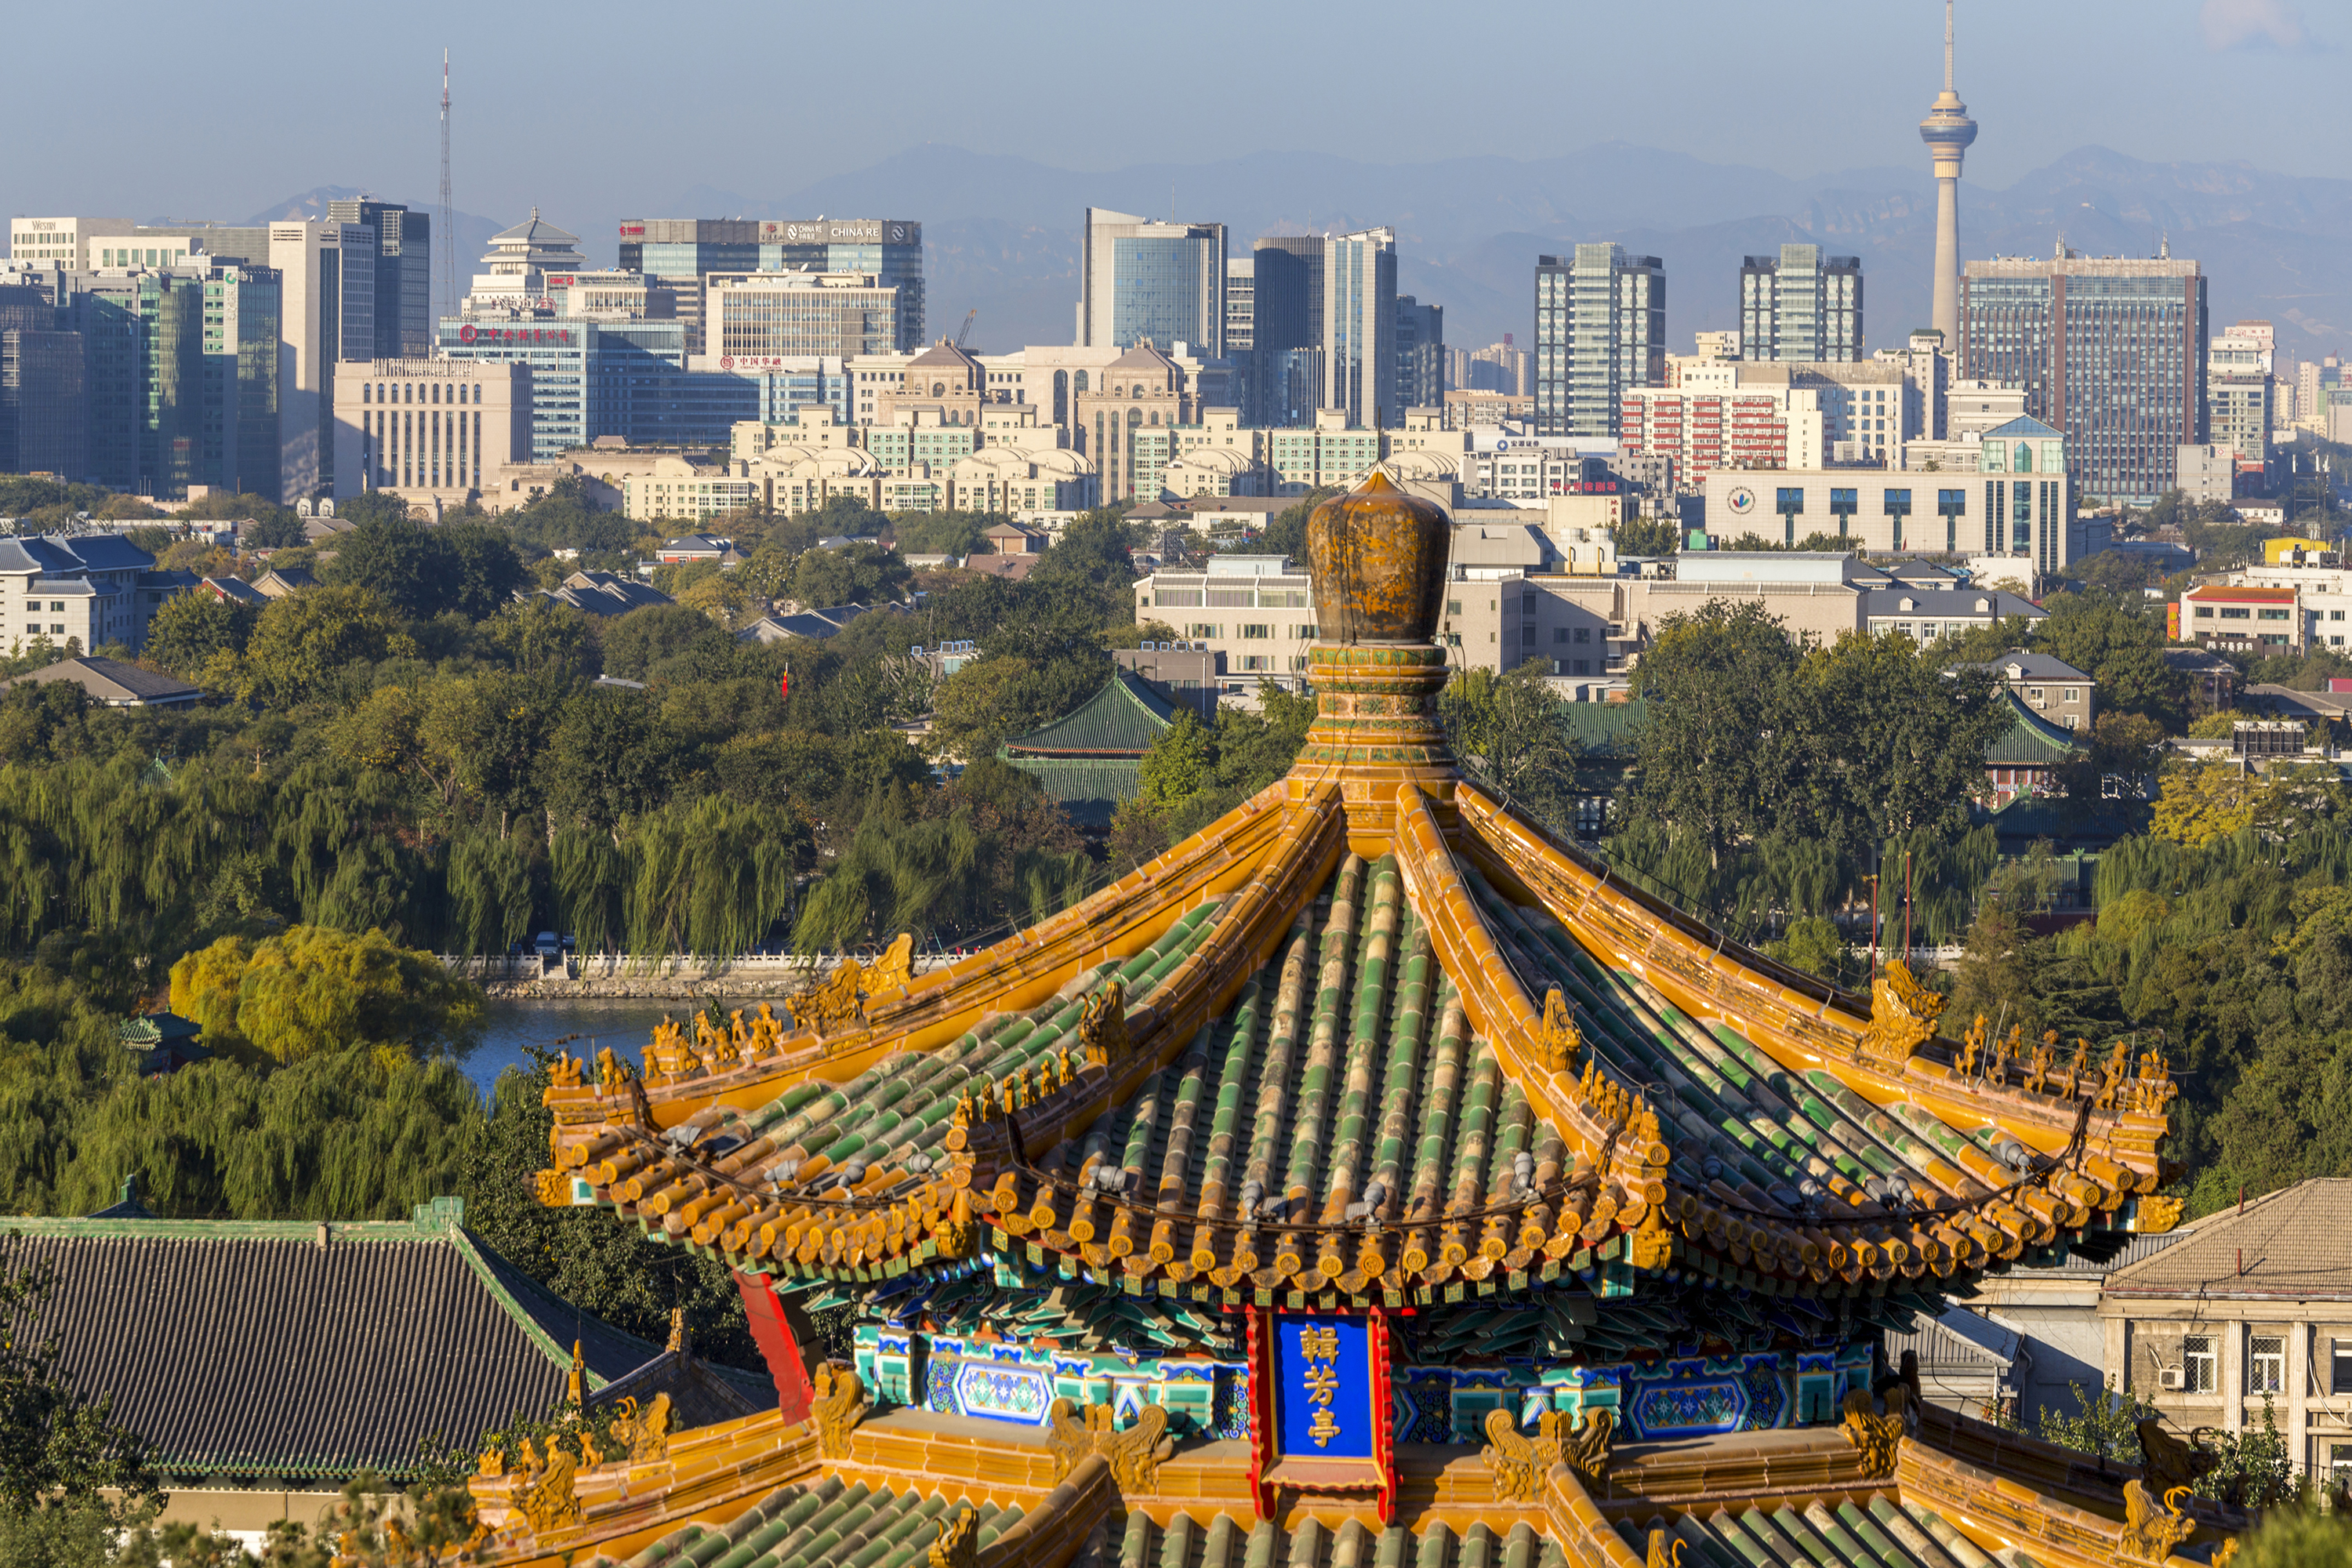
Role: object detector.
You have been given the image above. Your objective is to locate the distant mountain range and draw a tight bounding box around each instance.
[239,140,2352,365]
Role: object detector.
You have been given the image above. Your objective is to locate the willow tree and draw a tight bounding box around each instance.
[446,830,535,955]
[622,796,803,957]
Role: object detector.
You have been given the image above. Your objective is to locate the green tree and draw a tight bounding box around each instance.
[242,512,308,550]
[1622,599,1806,871]
[2030,1378,2154,1464]
[1610,515,1682,557]
[1439,665,1584,832]
[168,926,484,1066]
[239,586,417,709]
[600,603,731,681]
[1137,710,1212,806]
[787,543,907,610]
[2234,1513,2352,1568]
[142,590,259,681]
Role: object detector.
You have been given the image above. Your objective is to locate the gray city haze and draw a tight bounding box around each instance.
[8,0,2347,355]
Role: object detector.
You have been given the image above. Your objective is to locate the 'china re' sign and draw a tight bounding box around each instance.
[1276,1316,1374,1460]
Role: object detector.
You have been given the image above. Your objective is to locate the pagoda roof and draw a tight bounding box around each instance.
[504,471,2202,1568]
[1000,669,1177,757]
[543,769,2175,1308]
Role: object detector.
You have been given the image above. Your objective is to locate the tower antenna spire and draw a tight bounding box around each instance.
[438,50,458,323]
[1944,0,1955,93]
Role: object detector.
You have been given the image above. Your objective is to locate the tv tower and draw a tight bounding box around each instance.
[1919,0,1978,347]
[438,51,458,322]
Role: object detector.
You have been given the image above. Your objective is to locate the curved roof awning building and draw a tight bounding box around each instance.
[473,474,2228,1568]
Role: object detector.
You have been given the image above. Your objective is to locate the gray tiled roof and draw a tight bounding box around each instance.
[1977,648,2092,683]
[0,656,201,705]
[0,1200,695,1480]
[2103,1179,2352,1301]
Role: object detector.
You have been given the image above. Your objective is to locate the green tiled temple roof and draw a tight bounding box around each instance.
[624,1477,1022,1568]
[1983,688,2084,765]
[1001,670,1178,757]
[1620,1494,1999,1568]
[1112,1510,1567,1566]
[998,757,1142,830]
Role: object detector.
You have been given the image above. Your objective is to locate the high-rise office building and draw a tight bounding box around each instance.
[2208,319,2274,463]
[1078,209,1225,356]
[1920,0,1977,346]
[1739,245,1863,362]
[60,260,280,499]
[1245,238,1323,426]
[1323,229,1396,429]
[1960,249,2208,504]
[113,219,365,500]
[327,199,434,358]
[1395,295,1443,414]
[1534,245,1664,438]
[618,220,923,349]
[271,222,376,501]
[0,295,84,479]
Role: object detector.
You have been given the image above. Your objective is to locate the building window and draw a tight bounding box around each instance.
[2331,1341,2352,1395]
[2250,1335,2284,1395]
[2183,1336,2216,1393]
[2063,688,2080,702]
[1239,624,1272,640]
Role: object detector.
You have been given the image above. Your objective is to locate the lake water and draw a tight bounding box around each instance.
[459,998,695,1099]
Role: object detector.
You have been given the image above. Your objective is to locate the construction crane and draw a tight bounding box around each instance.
[955,310,977,350]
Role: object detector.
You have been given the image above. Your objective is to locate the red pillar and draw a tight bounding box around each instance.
[733,1271,818,1424]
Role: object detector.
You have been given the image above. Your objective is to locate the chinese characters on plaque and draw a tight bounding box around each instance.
[1276,1316,1372,1460]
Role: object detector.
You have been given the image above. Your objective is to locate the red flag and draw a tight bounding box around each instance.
[779,670,791,701]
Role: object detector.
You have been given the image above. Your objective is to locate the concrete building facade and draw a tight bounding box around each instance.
[331,359,530,513]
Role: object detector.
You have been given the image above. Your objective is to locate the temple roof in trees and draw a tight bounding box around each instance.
[1001,670,1178,758]
[1983,688,2088,766]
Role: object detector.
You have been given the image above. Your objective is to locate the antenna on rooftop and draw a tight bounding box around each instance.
[439,50,458,321]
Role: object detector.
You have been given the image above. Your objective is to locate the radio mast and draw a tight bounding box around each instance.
[438,51,458,323]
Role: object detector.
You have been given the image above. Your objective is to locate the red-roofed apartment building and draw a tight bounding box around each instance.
[2180,583,2303,654]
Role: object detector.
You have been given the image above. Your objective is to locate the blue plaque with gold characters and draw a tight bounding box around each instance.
[1275,1315,1373,1460]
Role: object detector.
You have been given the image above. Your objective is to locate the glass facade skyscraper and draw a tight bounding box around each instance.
[1534,245,1664,438]
[1323,229,1396,429]
[1739,244,1863,363]
[1960,252,2208,504]
[328,199,433,358]
[1080,210,1225,356]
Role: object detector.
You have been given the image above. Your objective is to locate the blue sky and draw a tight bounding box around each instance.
[4,0,2339,231]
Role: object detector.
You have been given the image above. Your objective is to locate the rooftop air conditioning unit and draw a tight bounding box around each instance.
[2158,1368,2185,1391]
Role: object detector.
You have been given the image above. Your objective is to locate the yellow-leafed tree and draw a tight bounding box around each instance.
[169,925,484,1066]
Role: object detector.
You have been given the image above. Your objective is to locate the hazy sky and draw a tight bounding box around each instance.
[4,0,2339,231]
